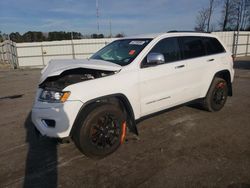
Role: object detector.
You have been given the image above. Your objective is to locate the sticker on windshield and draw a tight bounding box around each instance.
[129,50,136,55]
[129,41,145,45]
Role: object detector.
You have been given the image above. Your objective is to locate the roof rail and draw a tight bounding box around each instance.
[167,30,211,33]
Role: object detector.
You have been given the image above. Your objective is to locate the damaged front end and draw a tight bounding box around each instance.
[37,59,122,103]
[39,68,116,91]
[38,58,122,90]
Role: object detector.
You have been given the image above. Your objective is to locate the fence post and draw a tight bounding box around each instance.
[3,42,6,63]
[6,40,14,69]
[71,39,75,59]
[14,43,19,68]
[9,41,14,69]
[2,44,4,61]
[232,31,236,56]
[3,44,5,62]
[246,34,249,57]
[10,41,18,69]
[41,44,45,66]
[0,43,3,62]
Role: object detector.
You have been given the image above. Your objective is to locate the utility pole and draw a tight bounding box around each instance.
[96,0,100,34]
[109,19,112,38]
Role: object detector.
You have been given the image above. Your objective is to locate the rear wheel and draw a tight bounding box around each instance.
[202,77,228,112]
[73,103,126,159]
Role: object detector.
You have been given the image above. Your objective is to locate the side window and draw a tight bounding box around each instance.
[202,37,225,55]
[181,37,206,59]
[150,37,181,63]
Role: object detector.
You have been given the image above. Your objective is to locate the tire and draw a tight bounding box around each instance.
[73,103,126,159]
[202,77,228,112]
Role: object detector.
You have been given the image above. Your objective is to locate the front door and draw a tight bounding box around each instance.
[139,37,189,116]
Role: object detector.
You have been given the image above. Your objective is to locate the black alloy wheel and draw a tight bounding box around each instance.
[202,77,228,112]
[90,114,121,149]
[73,103,126,158]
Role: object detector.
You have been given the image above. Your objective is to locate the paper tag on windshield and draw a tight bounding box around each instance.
[129,50,136,55]
[129,41,145,45]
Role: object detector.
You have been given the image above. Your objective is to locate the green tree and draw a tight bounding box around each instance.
[91,33,98,38]
[9,32,23,42]
[0,31,3,42]
[22,31,45,42]
[72,32,82,39]
[115,33,125,38]
[22,32,32,42]
[48,31,72,41]
[91,33,104,38]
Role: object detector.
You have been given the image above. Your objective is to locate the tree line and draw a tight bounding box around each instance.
[195,0,250,32]
[1,0,249,43]
[0,31,125,43]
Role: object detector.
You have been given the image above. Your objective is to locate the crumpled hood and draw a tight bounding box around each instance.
[39,59,122,84]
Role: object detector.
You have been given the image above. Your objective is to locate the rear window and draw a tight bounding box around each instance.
[202,37,225,55]
[180,37,206,59]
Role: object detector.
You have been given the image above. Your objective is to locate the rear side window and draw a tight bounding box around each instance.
[180,37,206,59]
[202,37,225,55]
[150,37,181,63]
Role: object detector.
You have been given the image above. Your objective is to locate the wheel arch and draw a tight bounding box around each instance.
[207,70,233,97]
[70,93,138,137]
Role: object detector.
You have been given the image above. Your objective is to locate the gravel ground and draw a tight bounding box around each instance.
[0,60,250,188]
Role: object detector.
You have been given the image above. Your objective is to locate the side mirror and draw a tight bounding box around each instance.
[146,53,165,65]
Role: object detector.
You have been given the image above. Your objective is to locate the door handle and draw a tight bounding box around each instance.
[207,58,214,62]
[175,65,185,69]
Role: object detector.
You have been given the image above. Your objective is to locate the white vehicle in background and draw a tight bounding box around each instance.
[32,31,234,158]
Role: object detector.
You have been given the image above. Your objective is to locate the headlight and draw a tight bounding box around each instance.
[39,90,71,103]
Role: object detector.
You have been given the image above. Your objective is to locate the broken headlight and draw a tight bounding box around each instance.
[39,90,70,103]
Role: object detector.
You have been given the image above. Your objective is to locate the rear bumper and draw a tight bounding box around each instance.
[31,100,83,138]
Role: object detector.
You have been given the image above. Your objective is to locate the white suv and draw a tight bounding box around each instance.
[32,32,234,158]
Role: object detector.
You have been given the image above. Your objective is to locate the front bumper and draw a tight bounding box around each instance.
[31,100,83,138]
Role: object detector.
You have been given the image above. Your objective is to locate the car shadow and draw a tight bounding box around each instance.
[234,61,250,70]
[23,113,58,188]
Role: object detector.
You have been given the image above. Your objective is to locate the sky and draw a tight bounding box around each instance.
[0,0,221,36]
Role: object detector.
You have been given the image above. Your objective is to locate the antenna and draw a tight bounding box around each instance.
[96,0,100,34]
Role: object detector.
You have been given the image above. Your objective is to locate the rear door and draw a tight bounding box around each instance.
[178,36,209,99]
[178,36,227,98]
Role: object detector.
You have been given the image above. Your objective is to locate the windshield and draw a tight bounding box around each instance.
[90,39,152,66]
